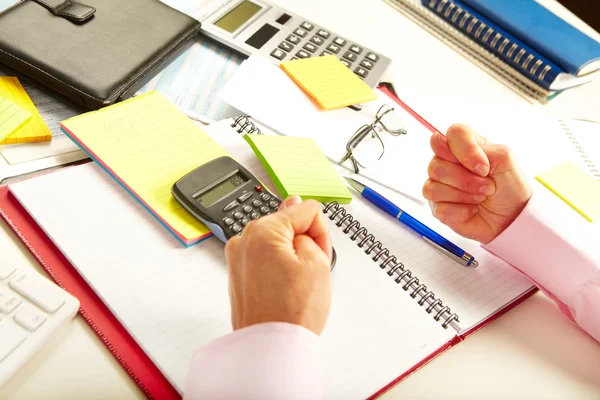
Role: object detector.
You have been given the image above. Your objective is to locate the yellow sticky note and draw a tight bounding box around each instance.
[60,91,230,245]
[536,161,600,222]
[280,55,377,110]
[0,77,52,144]
[244,134,352,204]
[0,96,32,142]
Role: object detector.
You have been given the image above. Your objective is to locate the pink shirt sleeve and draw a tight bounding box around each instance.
[485,193,600,342]
[184,322,323,400]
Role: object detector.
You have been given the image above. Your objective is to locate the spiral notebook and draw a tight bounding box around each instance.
[383,0,554,102]
[7,118,536,399]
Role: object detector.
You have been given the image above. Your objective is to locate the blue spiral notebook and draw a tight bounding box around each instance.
[422,0,599,91]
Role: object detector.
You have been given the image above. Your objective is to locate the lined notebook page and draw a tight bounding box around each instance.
[0,96,31,141]
[280,56,377,110]
[10,121,455,398]
[336,172,536,332]
[244,134,352,203]
[536,161,600,222]
[0,77,52,144]
[60,91,229,246]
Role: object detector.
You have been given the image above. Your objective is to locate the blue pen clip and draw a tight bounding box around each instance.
[422,237,479,268]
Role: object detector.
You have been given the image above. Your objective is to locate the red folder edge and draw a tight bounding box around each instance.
[0,185,180,400]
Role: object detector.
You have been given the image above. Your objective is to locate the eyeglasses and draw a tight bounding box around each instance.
[338,105,407,173]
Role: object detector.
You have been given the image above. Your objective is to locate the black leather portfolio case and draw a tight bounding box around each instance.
[0,0,201,110]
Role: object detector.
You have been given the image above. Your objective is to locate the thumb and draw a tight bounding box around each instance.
[279,195,302,210]
[446,124,490,177]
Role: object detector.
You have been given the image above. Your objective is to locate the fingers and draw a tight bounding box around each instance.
[430,131,459,163]
[430,202,479,224]
[422,179,486,204]
[428,157,496,195]
[280,200,332,260]
[293,234,331,271]
[446,124,490,177]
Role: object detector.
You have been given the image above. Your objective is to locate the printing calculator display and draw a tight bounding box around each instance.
[201,0,391,88]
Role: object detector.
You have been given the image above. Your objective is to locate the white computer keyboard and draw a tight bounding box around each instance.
[0,263,79,386]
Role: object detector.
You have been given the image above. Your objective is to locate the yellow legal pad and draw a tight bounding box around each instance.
[280,55,377,110]
[536,161,600,222]
[0,77,52,144]
[244,134,352,204]
[0,96,32,142]
[60,91,230,245]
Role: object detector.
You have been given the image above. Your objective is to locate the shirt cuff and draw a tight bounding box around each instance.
[484,193,597,308]
[184,322,323,400]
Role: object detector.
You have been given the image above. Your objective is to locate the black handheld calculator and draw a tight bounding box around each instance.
[172,156,281,242]
[172,156,336,270]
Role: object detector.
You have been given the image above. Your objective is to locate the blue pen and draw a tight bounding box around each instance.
[344,177,478,267]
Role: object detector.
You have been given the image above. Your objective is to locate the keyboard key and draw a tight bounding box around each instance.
[270,48,287,60]
[293,28,307,38]
[0,264,16,281]
[320,51,333,57]
[303,43,317,53]
[316,29,330,39]
[242,205,253,214]
[241,218,249,227]
[349,44,363,54]
[231,224,242,234]
[0,323,26,362]
[0,289,21,314]
[233,212,243,220]
[260,194,271,201]
[333,37,346,47]
[354,67,369,78]
[251,212,260,220]
[9,274,65,314]
[366,52,379,62]
[310,36,324,46]
[340,59,352,68]
[360,59,374,70]
[295,50,310,59]
[300,21,314,31]
[279,41,294,52]
[286,34,301,45]
[326,43,341,54]
[223,217,234,226]
[260,206,270,214]
[14,307,47,332]
[343,51,357,62]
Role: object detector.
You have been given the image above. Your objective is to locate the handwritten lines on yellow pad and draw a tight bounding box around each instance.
[280,55,377,110]
[244,134,352,204]
[0,96,32,142]
[536,162,600,222]
[0,77,52,144]
[60,91,229,245]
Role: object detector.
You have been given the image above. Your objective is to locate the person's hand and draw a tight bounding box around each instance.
[423,124,532,244]
[224,196,332,335]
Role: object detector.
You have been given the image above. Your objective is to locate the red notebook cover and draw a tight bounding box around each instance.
[0,184,180,400]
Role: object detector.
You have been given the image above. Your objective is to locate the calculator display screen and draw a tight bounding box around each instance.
[214,1,262,33]
[196,171,249,207]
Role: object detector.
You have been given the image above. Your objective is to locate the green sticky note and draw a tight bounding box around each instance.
[245,134,352,204]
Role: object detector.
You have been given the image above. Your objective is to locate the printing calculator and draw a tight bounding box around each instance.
[201,0,391,88]
[172,156,336,269]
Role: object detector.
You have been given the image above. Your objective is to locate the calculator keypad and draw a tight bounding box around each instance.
[223,186,281,237]
[261,16,389,87]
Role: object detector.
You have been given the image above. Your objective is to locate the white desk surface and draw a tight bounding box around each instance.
[1,0,600,398]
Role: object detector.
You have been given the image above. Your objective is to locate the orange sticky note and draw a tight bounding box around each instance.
[280,55,377,110]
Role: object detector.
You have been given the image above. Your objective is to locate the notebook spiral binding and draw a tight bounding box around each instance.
[559,119,600,180]
[323,201,460,329]
[231,116,263,135]
[384,0,549,102]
